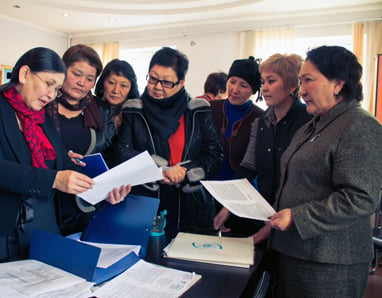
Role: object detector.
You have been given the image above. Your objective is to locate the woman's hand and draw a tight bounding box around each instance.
[53,170,94,194]
[268,208,293,231]
[213,207,231,232]
[106,185,132,205]
[162,165,187,185]
[253,225,272,245]
[68,150,86,167]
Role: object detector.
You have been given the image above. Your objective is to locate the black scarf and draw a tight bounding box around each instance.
[142,87,188,142]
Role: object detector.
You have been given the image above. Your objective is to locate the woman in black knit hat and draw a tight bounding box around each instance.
[209,57,264,234]
[210,56,264,180]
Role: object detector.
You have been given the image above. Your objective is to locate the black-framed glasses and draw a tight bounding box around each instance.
[146,74,180,89]
[33,72,62,97]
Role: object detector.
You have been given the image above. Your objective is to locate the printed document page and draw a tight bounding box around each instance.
[78,151,163,205]
[165,232,254,268]
[92,259,201,298]
[201,179,276,221]
[0,259,93,297]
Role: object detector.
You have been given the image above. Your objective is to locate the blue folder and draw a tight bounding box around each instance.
[81,194,160,258]
[81,153,109,178]
[29,229,140,285]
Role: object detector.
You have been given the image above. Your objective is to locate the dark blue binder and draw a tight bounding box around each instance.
[81,194,160,258]
[29,229,140,285]
[81,153,109,178]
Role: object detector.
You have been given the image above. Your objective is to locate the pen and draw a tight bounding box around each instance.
[176,160,191,166]
[75,158,85,166]
[218,228,222,239]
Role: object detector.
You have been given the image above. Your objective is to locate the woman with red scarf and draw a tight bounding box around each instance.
[0,47,130,262]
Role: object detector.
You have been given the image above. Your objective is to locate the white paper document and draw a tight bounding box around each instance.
[201,178,276,221]
[92,259,201,298]
[0,259,93,298]
[165,232,254,268]
[78,151,163,205]
[81,241,141,268]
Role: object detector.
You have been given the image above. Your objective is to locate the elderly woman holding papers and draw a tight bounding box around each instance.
[254,46,382,297]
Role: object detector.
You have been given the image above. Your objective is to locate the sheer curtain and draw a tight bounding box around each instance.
[353,21,382,113]
[89,42,120,67]
[240,28,295,61]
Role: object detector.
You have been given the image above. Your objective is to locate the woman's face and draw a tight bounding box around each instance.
[261,69,293,108]
[18,67,65,111]
[103,72,132,106]
[147,64,184,100]
[227,76,253,105]
[299,60,342,116]
[61,61,97,102]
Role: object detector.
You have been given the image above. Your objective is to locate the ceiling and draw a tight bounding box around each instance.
[0,0,381,38]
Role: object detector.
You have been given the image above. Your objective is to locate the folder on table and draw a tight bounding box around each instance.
[29,229,140,285]
[165,232,254,268]
[81,194,160,258]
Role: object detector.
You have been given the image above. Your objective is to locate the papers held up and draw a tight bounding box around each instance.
[77,151,163,205]
[201,179,276,221]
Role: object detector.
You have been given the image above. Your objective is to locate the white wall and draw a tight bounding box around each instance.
[72,23,354,97]
[0,16,68,67]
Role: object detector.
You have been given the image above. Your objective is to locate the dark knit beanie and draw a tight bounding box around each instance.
[227,56,261,94]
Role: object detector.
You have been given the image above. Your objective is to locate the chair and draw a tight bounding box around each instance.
[370,193,382,273]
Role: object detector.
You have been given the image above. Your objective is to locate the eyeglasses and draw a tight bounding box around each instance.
[33,72,62,97]
[146,74,181,89]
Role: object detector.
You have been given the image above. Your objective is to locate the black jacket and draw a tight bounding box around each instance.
[115,96,223,239]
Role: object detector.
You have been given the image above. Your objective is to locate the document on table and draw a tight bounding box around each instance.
[77,151,163,205]
[81,241,141,268]
[201,178,276,221]
[164,232,254,268]
[0,259,93,297]
[91,259,201,298]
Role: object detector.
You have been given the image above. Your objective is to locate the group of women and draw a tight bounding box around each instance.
[0,43,381,298]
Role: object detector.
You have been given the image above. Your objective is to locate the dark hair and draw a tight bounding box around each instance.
[204,72,227,96]
[1,47,66,92]
[62,44,103,78]
[95,59,139,100]
[306,45,363,102]
[148,47,189,81]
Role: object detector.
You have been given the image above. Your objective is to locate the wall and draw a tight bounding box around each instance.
[0,16,68,66]
[72,23,353,97]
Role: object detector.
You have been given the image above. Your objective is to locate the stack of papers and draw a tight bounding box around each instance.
[92,259,201,298]
[165,232,254,268]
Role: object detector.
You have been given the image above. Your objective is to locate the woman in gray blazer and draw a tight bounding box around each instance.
[254,46,382,297]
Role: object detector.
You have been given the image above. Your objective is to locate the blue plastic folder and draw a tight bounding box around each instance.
[81,153,109,178]
[29,229,140,285]
[81,194,160,258]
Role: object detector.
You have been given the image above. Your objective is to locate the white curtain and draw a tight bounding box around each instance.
[240,28,294,61]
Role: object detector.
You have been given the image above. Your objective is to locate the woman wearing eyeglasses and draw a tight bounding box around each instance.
[0,47,130,262]
[115,47,223,241]
[45,45,126,236]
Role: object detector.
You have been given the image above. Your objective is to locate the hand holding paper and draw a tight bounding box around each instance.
[201,179,276,221]
[77,151,163,205]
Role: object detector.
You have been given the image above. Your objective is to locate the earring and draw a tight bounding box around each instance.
[289,92,293,97]
[334,93,339,99]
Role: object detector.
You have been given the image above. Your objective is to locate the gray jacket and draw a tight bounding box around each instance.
[271,99,382,265]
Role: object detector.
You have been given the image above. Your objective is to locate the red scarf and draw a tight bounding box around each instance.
[3,87,57,168]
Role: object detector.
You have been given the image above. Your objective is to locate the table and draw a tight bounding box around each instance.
[150,243,266,298]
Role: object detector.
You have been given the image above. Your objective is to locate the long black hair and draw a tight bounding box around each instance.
[0,47,66,92]
[95,59,139,101]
